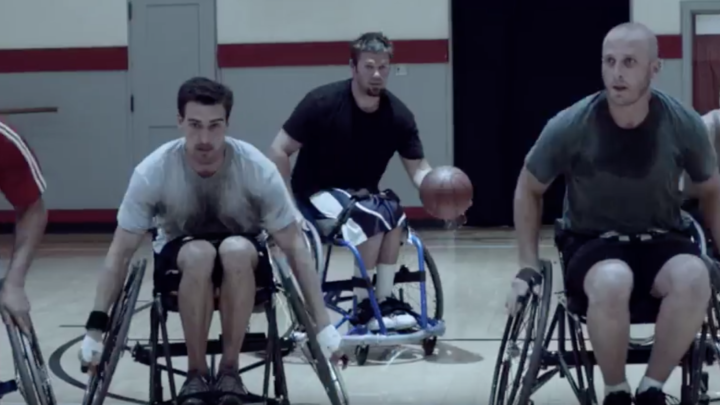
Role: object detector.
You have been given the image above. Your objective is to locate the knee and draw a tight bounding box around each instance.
[661,255,711,302]
[584,260,634,307]
[177,240,217,278]
[218,236,258,276]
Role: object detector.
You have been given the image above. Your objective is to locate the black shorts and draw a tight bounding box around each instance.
[153,233,272,294]
[556,228,701,319]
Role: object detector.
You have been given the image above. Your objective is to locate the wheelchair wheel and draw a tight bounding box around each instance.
[273,255,349,405]
[489,259,553,405]
[5,315,57,405]
[82,259,146,405]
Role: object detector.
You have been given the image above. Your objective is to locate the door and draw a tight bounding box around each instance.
[128,0,217,162]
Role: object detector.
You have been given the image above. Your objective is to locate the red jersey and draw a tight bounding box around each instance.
[0,120,46,208]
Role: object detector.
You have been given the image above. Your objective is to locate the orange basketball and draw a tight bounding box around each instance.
[419,166,473,220]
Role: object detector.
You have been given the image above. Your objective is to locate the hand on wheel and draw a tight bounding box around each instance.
[505,278,530,316]
[78,330,104,374]
[505,266,543,316]
[0,281,32,335]
[317,324,348,369]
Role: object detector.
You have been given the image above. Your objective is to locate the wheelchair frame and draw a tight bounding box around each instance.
[0,282,57,405]
[490,213,720,405]
[81,241,349,405]
[302,190,445,365]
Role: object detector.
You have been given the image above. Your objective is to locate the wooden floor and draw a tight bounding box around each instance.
[1,228,720,404]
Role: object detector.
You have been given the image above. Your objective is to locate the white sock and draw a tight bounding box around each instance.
[637,376,663,394]
[376,263,396,301]
[605,381,631,396]
[353,264,372,301]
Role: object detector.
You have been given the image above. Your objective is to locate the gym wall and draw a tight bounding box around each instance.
[631,0,686,100]
[0,0,451,225]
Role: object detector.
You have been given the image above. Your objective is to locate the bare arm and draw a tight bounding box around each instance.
[5,198,47,287]
[271,222,331,329]
[401,157,433,189]
[684,111,720,198]
[514,168,551,269]
[92,227,146,313]
[268,129,302,191]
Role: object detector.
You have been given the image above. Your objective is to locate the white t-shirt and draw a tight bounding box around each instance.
[117,137,296,253]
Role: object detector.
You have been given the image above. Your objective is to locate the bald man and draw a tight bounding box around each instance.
[508,23,720,405]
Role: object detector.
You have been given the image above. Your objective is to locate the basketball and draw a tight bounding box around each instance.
[419,166,473,220]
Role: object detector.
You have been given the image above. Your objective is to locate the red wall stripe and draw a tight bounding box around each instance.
[0,40,449,73]
[658,35,682,59]
[0,207,433,224]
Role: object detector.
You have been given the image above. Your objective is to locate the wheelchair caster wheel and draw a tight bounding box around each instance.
[355,345,369,366]
[422,337,437,356]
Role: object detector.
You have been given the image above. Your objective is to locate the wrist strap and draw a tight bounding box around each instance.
[316,324,342,358]
[85,311,110,332]
[516,267,542,290]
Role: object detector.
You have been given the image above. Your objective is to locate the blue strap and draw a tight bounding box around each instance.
[0,380,18,397]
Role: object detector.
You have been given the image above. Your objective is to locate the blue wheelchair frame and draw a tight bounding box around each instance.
[303,190,445,348]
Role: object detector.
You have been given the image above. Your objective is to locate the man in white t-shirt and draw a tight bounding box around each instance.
[77,77,342,405]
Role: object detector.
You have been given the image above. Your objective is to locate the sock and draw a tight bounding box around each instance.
[637,376,663,394]
[605,381,631,396]
[376,263,396,301]
[353,264,372,301]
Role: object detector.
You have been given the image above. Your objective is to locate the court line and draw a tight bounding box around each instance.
[48,302,153,405]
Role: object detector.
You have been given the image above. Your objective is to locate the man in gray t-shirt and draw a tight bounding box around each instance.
[76,77,342,404]
[508,23,720,405]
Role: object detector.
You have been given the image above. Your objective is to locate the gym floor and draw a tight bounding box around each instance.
[1,229,720,405]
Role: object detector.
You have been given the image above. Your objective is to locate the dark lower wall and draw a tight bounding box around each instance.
[0,40,450,225]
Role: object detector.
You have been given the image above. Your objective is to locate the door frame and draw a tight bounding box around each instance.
[680,0,720,107]
[124,0,218,165]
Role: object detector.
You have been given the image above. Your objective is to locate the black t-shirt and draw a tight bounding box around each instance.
[282,79,424,199]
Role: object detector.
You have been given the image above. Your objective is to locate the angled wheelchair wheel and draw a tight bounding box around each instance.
[5,314,58,405]
[82,259,146,405]
[489,259,553,405]
[272,254,349,405]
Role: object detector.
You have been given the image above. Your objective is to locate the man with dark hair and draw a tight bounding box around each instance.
[79,77,341,405]
[269,32,434,331]
[0,119,48,334]
[509,23,720,405]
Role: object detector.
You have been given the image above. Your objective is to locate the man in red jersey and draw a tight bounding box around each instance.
[0,119,48,334]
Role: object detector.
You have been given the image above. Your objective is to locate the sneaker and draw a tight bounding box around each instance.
[178,371,212,405]
[635,388,666,405]
[353,298,418,331]
[603,391,633,405]
[214,367,247,405]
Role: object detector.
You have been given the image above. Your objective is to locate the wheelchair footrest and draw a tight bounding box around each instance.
[0,380,17,397]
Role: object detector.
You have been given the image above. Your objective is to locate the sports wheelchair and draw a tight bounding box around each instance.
[80,236,349,405]
[490,212,720,405]
[0,279,57,405]
[300,189,445,365]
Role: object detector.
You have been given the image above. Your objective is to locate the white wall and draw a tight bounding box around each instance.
[0,0,449,50]
[0,0,127,49]
[632,0,685,34]
[216,0,449,44]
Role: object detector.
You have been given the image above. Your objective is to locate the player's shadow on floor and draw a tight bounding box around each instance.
[346,342,483,367]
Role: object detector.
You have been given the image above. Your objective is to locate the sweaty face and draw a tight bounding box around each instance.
[601,36,657,107]
[352,52,391,97]
[179,102,228,166]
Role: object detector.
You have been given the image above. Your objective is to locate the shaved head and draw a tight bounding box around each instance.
[601,22,660,109]
[603,22,659,61]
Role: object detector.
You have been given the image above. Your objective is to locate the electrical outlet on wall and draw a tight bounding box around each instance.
[394,65,408,76]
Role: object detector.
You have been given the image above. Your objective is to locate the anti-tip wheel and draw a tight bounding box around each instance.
[355,345,369,366]
[422,337,437,356]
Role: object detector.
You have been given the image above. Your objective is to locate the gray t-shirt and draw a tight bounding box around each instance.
[525,89,717,235]
[117,137,297,252]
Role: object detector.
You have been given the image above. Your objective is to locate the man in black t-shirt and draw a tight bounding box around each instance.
[269,32,434,331]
